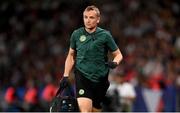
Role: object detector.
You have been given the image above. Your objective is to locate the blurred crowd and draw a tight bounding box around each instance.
[0,0,180,112]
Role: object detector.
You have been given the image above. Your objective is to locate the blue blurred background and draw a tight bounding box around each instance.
[0,0,179,112]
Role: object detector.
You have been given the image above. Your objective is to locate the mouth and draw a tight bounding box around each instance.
[86,24,91,26]
[85,24,91,28]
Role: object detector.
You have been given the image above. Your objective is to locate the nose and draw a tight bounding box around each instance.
[87,18,90,23]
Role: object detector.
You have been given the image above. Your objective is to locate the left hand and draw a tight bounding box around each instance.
[105,61,118,69]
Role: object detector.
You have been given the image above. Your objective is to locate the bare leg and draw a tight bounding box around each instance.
[92,107,102,112]
[77,97,93,112]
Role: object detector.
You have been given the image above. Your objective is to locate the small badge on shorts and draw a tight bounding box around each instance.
[79,35,86,42]
[79,89,85,95]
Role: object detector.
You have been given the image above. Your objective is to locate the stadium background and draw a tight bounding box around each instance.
[0,0,179,112]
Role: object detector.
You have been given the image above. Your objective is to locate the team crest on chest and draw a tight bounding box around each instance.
[79,35,86,42]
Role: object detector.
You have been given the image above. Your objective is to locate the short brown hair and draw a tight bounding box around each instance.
[84,5,100,17]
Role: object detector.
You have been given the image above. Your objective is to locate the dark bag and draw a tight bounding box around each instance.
[49,82,79,112]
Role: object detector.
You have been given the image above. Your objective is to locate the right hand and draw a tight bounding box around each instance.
[59,77,69,89]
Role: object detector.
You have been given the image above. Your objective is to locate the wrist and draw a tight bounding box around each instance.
[113,61,118,65]
[63,75,69,77]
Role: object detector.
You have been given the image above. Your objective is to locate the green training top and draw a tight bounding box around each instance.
[70,27,118,82]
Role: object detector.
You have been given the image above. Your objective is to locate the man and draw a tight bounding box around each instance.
[61,5,123,112]
[107,71,136,112]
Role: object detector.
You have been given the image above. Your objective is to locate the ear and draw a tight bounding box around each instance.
[97,17,100,23]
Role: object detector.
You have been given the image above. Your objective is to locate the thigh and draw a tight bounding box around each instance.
[74,69,94,112]
[74,69,110,110]
[77,97,93,112]
[92,80,110,109]
[74,69,93,99]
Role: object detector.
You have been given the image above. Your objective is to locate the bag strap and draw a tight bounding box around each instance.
[55,82,74,97]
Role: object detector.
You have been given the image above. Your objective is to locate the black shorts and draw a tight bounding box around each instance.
[74,69,110,109]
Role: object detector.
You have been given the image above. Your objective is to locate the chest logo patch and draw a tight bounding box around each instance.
[80,35,86,42]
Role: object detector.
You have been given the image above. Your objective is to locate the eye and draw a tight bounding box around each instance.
[90,16,95,19]
[84,16,88,19]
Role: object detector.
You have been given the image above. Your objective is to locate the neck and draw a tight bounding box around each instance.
[85,27,97,33]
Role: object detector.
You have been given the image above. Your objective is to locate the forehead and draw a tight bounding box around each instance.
[83,10,98,16]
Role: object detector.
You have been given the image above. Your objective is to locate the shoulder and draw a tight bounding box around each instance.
[97,27,107,33]
[71,27,84,40]
[98,27,112,37]
[96,27,111,38]
[73,27,84,34]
